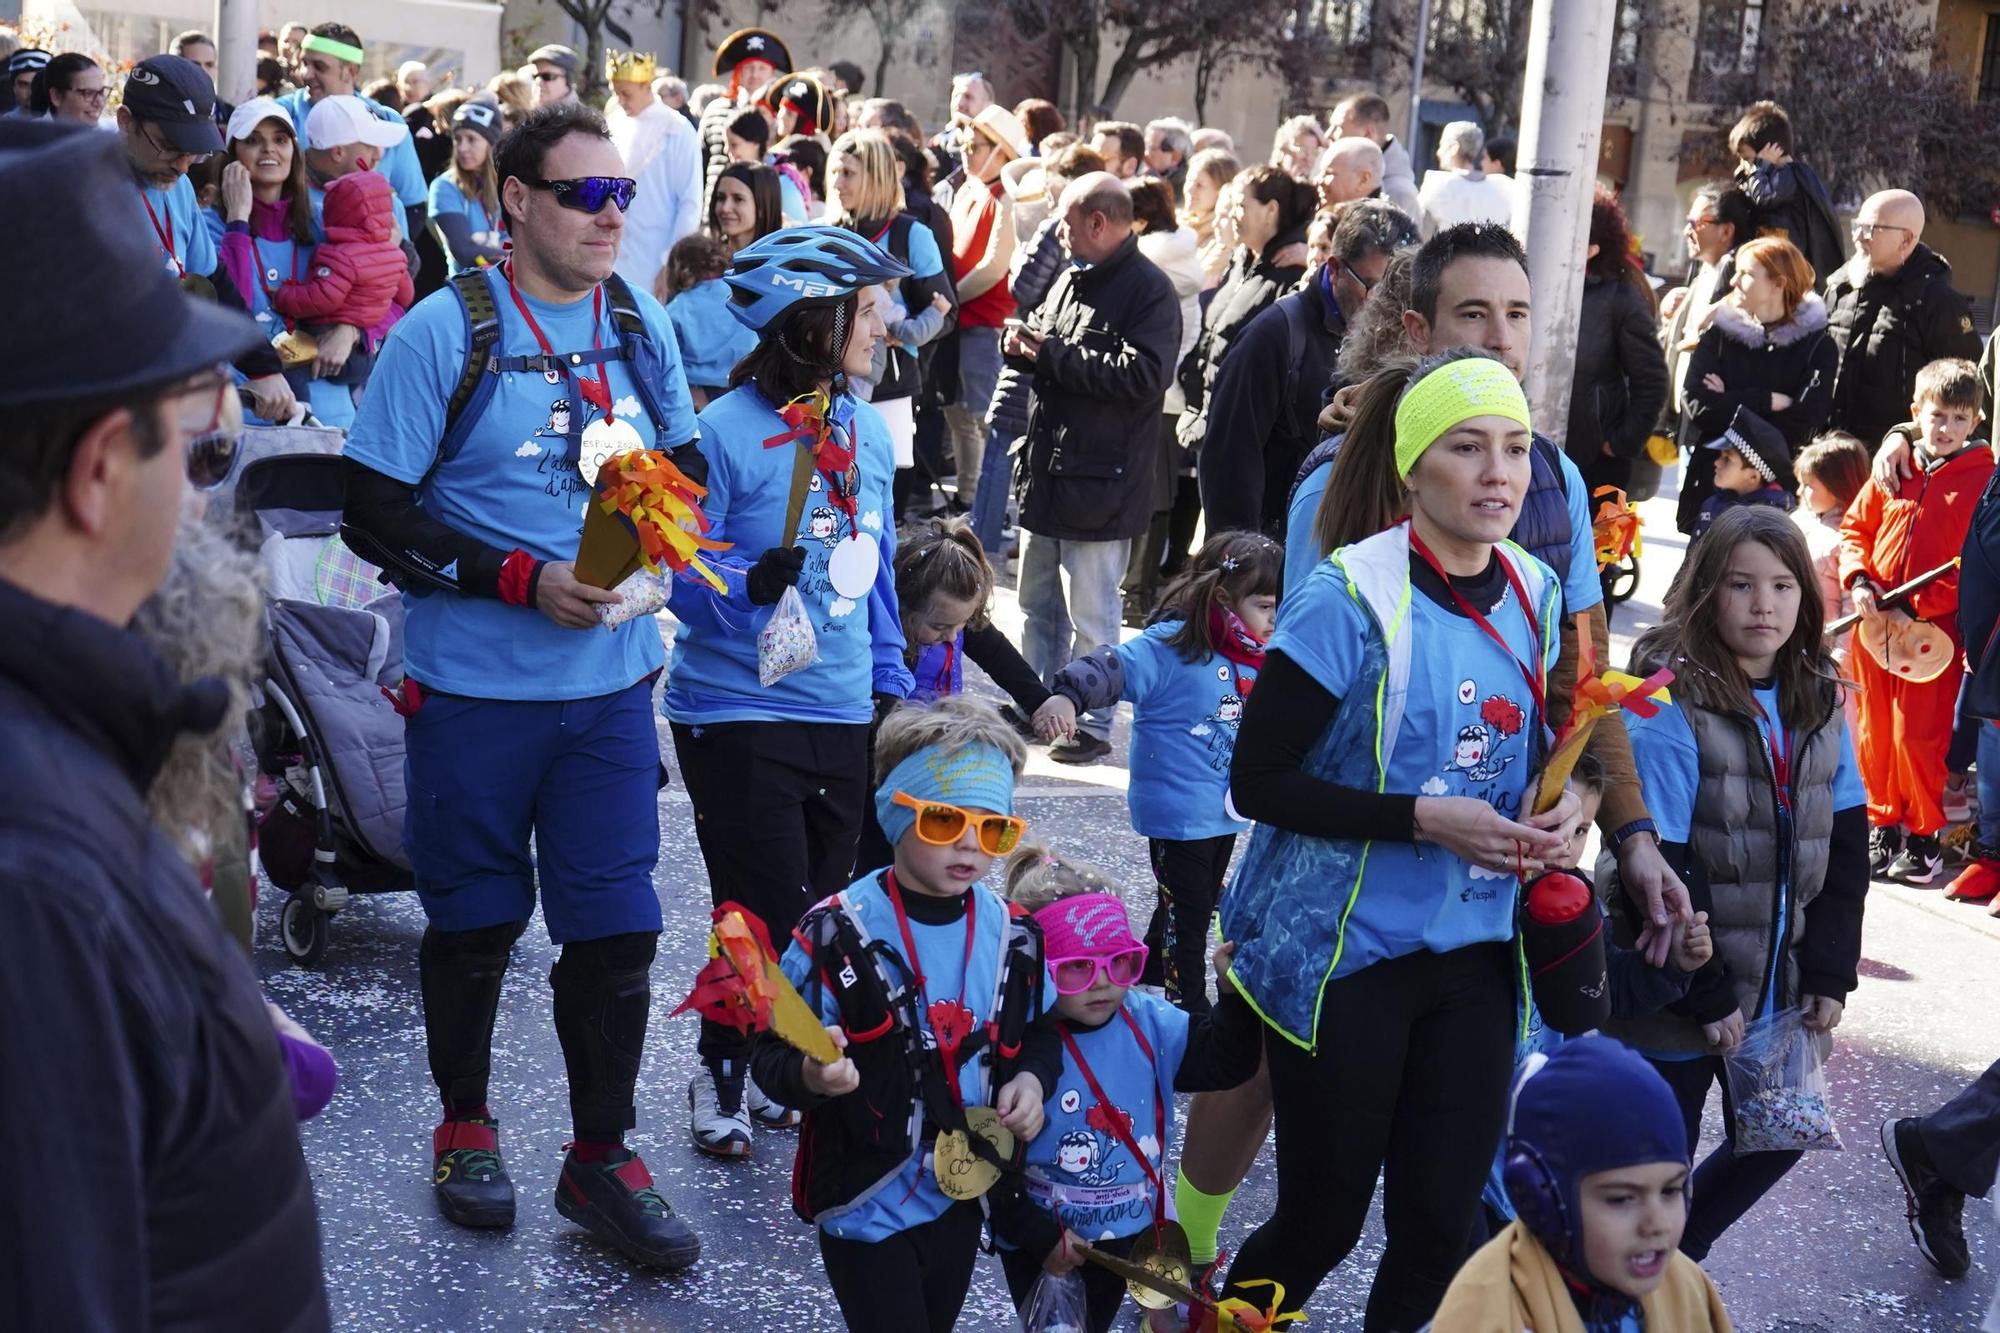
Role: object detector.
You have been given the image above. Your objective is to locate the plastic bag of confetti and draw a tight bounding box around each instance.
[757,585,818,687]
[1724,1007,1842,1153]
[599,568,668,628]
[1016,1269,1087,1333]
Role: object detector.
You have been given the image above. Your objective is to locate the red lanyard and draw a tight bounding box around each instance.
[1750,697,1793,812]
[1057,1012,1167,1231]
[884,869,979,1110]
[1407,523,1546,719]
[501,262,613,414]
[141,190,182,275]
[931,636,957,695]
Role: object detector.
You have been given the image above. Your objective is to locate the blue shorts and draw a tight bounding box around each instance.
[402,679,663,943]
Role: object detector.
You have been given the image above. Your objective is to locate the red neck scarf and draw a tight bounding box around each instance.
[1210,605,1266,697]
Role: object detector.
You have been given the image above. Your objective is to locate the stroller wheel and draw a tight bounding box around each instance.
[280,894,330,966]
[1604,555,1641,607]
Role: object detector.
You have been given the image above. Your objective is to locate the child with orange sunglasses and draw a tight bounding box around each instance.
[749,697,1063,1333]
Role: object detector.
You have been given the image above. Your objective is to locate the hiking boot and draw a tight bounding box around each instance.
[432,1116,515,1229]
[745,1071,801,1130]
[1945,855,2000,903]
[1881,1117,1970,1278]
[1890,834,1945,886]
[688,1064,752,1158]
[1049,732,1112,765]
[1869,825,1905,876]
[556,1146,702,1270]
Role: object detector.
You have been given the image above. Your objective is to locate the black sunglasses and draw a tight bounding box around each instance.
[532,70,567,83]
[532,176,636,213]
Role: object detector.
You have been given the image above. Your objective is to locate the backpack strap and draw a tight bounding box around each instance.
[605,272,685,444]
[1279,292,1311,421]
[431,270,503,484]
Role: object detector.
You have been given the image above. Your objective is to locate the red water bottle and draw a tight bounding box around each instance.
[1520,870,1611,1036]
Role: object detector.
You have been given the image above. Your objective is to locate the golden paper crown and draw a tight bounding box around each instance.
[606,49,657,84]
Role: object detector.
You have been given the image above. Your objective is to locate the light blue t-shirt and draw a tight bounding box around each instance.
[277,88,426,209]
[777,168,807,224]
[136,176,217,281]
[1628,681,1865,1017]
[1017,990,1191,1245]
[664,384,914,724]
[1106,621,1255,841]
[343,269,697,700]
[427,175,500,275]
[781,873,1019,1243]
[1270,551,1561,976]
[666,278,757,388]
[1283,445,1603,619]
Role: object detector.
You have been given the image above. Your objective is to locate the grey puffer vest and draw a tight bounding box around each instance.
[1604,677,1844,1054]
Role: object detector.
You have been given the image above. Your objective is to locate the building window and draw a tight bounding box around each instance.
[1982,16,2000,102]
[1690,0,1764,102]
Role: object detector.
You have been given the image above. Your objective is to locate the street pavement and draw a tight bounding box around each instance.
[261,488,2000,1330]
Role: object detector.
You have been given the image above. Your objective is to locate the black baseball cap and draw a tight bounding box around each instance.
[122,55,225,154]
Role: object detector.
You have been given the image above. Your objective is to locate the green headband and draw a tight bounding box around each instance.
[1393,357,1534,480]
[301,33,365,65]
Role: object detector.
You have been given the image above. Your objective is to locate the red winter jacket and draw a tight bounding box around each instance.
[272,169,413,331]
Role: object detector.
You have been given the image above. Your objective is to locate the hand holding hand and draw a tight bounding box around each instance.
[1703,1007,1746,1051]
[535,561,621,628]
[221,161,253,223]
[996,1071,1047,1141]
[1618,833,1695,966]
[1670,910,1714,972]
[1800,994,1845,1032]
[1033,695,1078,742]
[801,1025,860,1096]
[746,545,808,606]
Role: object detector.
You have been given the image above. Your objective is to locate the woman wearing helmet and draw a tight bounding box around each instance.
[665,225,918,1157]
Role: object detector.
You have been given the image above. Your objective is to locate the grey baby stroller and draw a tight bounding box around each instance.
[220,426,413,964]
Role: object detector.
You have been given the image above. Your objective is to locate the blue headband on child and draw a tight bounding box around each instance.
[874,742,1017,848]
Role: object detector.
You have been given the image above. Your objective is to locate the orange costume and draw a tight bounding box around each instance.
[1838,445,1994,835]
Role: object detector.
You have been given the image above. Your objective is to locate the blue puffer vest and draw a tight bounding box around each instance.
[1289,431,1573,576]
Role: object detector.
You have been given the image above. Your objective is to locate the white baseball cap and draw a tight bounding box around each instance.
[225,95,293,145]
[304,94,409,151]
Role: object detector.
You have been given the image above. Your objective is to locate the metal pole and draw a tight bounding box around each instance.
[214,0,258,106]
[1406,0,1432,154]
[1513,0,1613,446]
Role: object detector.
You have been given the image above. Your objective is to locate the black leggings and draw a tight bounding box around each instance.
[999,1232,1138,1333]
[1144,835,1235,1017]
[818,1201,983,1333]
[1646,1053,1804,1261]
[671,720,871,1067]
[1225,942,1516,1333]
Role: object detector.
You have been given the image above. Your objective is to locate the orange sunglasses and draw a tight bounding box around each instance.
[890,792,1028,855]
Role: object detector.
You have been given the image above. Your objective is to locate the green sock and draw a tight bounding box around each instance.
[1175,1165,1238,1267]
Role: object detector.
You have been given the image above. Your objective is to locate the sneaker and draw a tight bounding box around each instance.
[1944,772,1975,825]
[431,1116,515,1229]
[996,703,1039,743]
[745,1072,801,1130]
[688,1064,752,1158]
[1880,1117,1970,1278]
[1049,732,1112,765]
[1945,856,2000,903]
[1869,825,1905,876]
[556,1146,702,1270]
[1889,834,1945,886]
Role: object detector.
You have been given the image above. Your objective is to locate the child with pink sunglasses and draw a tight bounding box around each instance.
[987,846,1263,1332]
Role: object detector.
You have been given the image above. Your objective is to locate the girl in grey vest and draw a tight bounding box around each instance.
[1605,506,1869,1261]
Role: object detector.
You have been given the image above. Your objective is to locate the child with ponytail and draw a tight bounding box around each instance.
[987,845,1261,1333]
[1032,531,1283,1015]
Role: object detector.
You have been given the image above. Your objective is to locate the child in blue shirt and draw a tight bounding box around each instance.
[1603,504,1867,1263]
[659,233,756,407]
[750,698,1060,1333]
[1034,531,1282,1016]
[986,846,1262,1333]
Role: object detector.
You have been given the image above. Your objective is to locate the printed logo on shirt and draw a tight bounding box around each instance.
[516,395,602,508]
[1189,689,1246,773]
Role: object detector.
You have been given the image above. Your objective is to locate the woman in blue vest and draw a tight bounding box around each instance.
[1216,350,1578,1331]
[664,226,917,1159]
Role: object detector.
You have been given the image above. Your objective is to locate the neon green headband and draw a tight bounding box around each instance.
[301,33,365,65]
[1392,357,1534,480]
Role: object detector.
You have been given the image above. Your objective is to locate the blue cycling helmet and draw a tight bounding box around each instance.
[723,225,913,333]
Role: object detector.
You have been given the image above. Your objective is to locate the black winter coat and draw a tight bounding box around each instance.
[1824,243,1982,450]
[1735,158,1846,289]
[1197,265,1348,535]
[1177,223,1309,447]
[1019,233,1182,542]
[0,579,329,1332]
[986,214,1072,442]
[1565,272,1670,468]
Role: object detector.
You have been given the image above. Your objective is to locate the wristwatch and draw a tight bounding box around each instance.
[1611,818,1658,850]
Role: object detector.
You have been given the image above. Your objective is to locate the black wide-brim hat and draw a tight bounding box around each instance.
[0,120,264,407]
[712,27,790,78]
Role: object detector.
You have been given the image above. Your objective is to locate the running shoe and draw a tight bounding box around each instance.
[1880,1117,1969,1278]
[1889,834,1945,886]
[432,1116,515,1229]
[745,1071,801,1129]
[556,1146,702,1270]
[1869,825,1905,877]
[688,1063,753,1158]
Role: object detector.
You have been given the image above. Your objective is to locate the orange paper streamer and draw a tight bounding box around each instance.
[1591,486,1641,570]
[670,902,841,1066]
[592,448,731,591]
[1531,627,1675,816]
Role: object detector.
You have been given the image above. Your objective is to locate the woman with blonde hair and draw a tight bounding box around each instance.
[485,70,533,128]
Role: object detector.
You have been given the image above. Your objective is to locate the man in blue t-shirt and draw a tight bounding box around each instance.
[116,53,296,422]
[342,102,705,1273]
[278,22,428,236]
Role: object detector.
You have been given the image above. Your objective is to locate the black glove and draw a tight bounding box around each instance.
[746,545,808,606]
[872,691,902,727]
[669,439,709,489]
